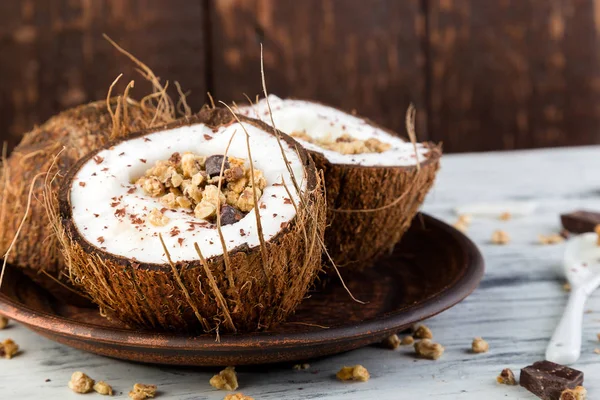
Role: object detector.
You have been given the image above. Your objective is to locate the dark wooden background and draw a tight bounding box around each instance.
[2,0,600,153]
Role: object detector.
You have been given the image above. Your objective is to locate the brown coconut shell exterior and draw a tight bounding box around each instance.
[58,108,326,333]
[0,99,152,301]
[307,113,441,271]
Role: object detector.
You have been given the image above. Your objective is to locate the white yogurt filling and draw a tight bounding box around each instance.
[238,95,429,167]
[69,121,306,264]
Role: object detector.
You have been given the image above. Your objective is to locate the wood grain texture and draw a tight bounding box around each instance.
[2,146,600,399]
[0,0,206,151]
[427,0,600,152]
[209,0,429,140]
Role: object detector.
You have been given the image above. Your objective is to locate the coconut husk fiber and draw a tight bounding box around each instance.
[57,108,326,333]
[315,143,441,271]
[0,98,155,301]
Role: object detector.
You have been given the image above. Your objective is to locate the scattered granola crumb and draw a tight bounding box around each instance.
[293,363,310,370]
[224,394,254,400]
[563,282,572,292]
[560,386,587,400]
[381,334,401,350]
[453,214,472,232]
[597,333,600,341]
[210,366,239,391]
[491,230,510,245]
[499,211,512,221]
[0,338,19,359]
[148,208,170,227]
[129,383,157,399]
[496,368,517,385]
[93,381,113,396]
[414,339,445,360]
[596,225,600,246]
[538,233,565,245]
[594,348,600,355]
[336,365,370,382]
[413,325,433,339]
[471,337,489,353]
[68,372,94,394]
[401,336,415,346]
[0,315,8,329]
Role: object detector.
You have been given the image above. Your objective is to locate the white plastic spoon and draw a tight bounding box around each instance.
[546,232,600,365]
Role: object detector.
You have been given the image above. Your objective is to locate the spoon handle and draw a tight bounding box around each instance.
[545,288,587,365]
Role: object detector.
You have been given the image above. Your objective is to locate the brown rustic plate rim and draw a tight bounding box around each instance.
[0,213,484,359]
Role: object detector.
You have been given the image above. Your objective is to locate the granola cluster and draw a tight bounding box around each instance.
[336,365,370,382]
[0,338,19,359]
[209,366,239,391]
[291,131,391,155]
[129,383,157,399]
[137,153,266,225]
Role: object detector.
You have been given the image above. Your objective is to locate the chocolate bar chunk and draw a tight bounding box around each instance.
[561,210,600,233]
[520,361,584,400]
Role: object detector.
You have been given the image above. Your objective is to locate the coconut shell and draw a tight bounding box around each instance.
[0,99,152,300]
[58,108,326,333]
[309,121,441,271]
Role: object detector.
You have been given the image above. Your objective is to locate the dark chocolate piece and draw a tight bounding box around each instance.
[520,361,583,400]
[205,155,230,177]
[220,205,244,226]
[561,210,600,233]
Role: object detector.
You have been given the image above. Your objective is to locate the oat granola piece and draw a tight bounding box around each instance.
[139,177,165,197]
[68,371,94,394]
[0,315,8,329]
[539,233,565,245]
[413,325,433,339]
[457,214,472,226]
[129,383,157,399]
[471,337,489,353]
[381,334,401,350]
[453,221,468,233]
[491,230,510,245]
[0,338,19,359]
[597,333,600,341]
[595,224,600,245]
[210,366,239,391]
[236,187,261,212]
[194,201,217,220]
[336,365,370,382]
[563,282,572,292]
[496,368,517,385]
[499,211,512,221]
[224,394,254,400]
[93,381,113,396]
[401,336,415,346]
[560,386,587,400]
[594,348,600,355]
[293,363,310,370]
[148,208,169,227]
[414,339,445,360]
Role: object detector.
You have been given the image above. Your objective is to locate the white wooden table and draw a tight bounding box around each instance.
[2,146,600,399]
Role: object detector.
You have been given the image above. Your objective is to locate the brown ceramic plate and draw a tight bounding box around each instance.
[0,213,483,366]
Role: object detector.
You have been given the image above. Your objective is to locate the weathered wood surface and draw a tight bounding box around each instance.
[3,0,600,153]
[427,0,600,152]
[0,0,206,151]
[2,146,600,399]
[210,0,428,140]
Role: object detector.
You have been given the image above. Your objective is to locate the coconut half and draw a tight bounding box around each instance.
[239,95,441,270]
[58,108,325,333]
[0,99,152,301]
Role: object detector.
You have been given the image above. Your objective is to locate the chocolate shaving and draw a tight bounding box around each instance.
[93,155,104,164]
